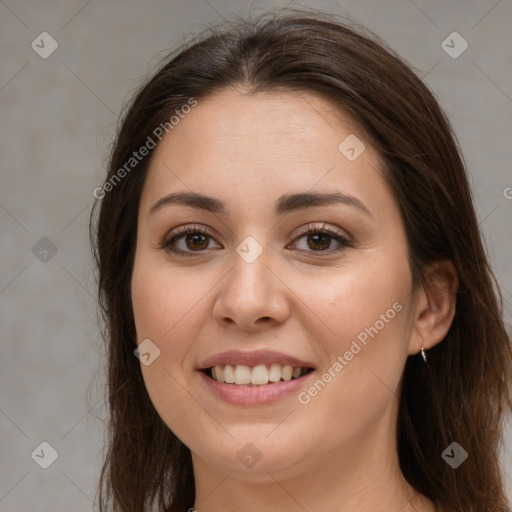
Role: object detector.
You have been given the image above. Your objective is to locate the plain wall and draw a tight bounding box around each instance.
[0,0,511,510]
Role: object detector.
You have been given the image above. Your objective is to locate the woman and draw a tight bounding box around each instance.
[90,8,512,512]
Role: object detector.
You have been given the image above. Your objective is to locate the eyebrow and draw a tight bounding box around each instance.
[149,191,372,218]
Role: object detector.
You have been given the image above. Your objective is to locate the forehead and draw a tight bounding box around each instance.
[152,88,366,162]
[139,88,391,218]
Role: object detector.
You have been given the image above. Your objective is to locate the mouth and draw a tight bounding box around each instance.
[197,349,317,405]
[203,363,315,386]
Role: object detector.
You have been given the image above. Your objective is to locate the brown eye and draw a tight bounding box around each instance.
[305,232,333,251]
[289,224,352,255]
[183,233,209,251]
[161,225,221,257]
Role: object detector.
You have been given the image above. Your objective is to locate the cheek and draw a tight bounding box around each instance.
[299,254,411,346]
[300,255,412,404]
[131,258,210,441]
[131,257,204,344]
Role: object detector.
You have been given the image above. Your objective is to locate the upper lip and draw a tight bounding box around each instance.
[198,349,315,370]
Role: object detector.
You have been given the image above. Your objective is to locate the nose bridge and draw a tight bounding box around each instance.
[213,236,288,328]
[228,237,272,301]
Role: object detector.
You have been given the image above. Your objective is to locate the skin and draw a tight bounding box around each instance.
[130,88,457,512]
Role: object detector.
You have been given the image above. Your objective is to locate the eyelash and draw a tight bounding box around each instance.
[160,223,353,258]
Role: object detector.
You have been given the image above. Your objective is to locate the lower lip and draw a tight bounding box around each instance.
[198,370,315,406]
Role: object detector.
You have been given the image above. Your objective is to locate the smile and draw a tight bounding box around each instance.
[207,363,313,385]
[197,349,316,405]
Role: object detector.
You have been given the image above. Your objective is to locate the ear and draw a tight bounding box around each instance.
[407,260,458,356]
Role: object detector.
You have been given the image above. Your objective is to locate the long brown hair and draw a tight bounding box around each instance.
[89,8,512,512]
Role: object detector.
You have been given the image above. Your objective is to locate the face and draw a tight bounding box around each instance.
[131,88,420,478]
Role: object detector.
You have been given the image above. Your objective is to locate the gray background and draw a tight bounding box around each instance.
[0,0,511,510]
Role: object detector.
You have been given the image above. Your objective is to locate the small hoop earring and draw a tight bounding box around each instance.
[420,346,428,363]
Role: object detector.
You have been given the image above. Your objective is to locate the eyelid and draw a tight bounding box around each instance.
[167,223,216,238]
[292,222,350,240]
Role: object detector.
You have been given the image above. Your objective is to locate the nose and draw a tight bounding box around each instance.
[212,244,290,331]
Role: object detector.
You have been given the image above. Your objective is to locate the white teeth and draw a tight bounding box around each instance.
[223,364,235,383]
[234,365,251,385]
[268,363,282,382]
[282,365,293,381]
[210,363,308,385]
[251,364,269,385]
[211,366,221,381]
